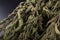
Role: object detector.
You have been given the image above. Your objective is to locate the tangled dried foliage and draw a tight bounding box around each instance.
[0,0,60,40]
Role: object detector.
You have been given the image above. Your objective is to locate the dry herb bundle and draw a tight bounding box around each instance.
[0,0,60,40]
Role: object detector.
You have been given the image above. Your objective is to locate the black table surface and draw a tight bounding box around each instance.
[0,0,25,21]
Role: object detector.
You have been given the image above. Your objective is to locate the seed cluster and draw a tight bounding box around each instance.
[0,0,60,40]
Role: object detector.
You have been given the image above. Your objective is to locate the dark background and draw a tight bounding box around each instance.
[0,0,25,21]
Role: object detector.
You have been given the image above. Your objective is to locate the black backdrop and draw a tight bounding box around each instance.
[0,0,25,21]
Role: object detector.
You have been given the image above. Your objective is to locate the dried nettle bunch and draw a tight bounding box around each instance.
[0,0,60,40]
